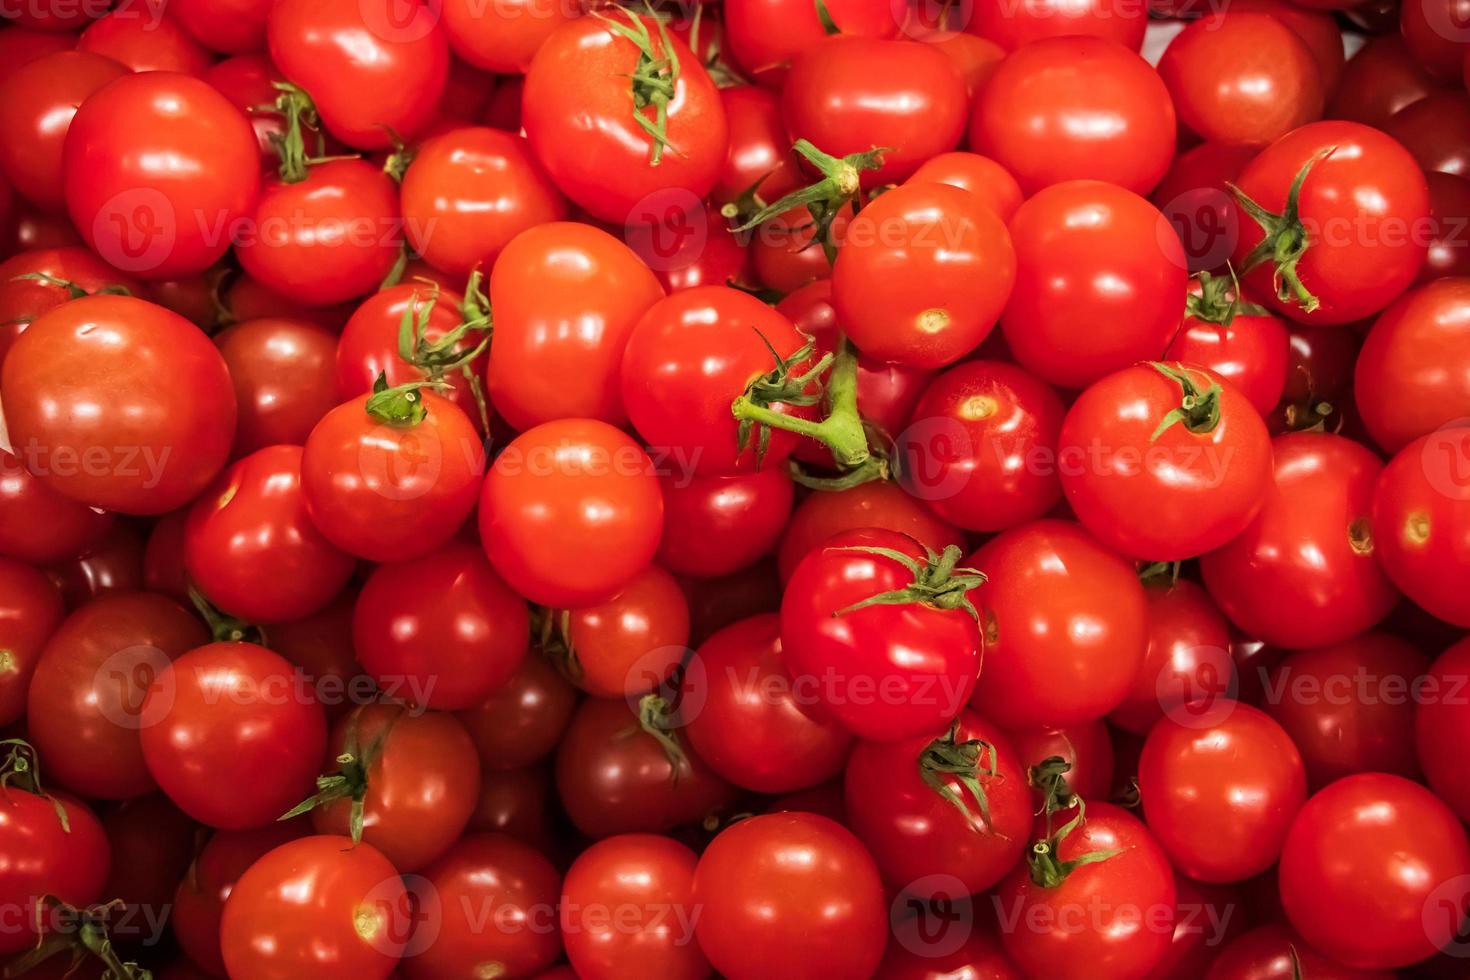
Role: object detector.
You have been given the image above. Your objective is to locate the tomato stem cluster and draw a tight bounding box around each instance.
[831,543,986,620]
[596,6,683,167]
[919,722,999,833]
[731,340,870,469]
[729,140,887,263]
[1026,756,1118,889]
[1230,146,1336,314]
[1148,362,1223,441]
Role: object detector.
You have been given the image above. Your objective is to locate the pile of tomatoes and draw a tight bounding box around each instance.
[1,0,1470,976]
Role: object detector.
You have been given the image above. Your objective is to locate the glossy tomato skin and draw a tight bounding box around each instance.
[172,0,271,54]
[488,222,665,430]
[906,151,1024,222]
[46,521,145,608]
[1328,35,1436,131]
[1416,636,1470,821]
[723,0,898,87]
[832,182,1014,368]
[1278,774,1470,969]
[1424,173,1470,279]
[1231,121,1429,325]
[202,54,287,163]
[75,3,211,74]
[776,480,965,583]
[0,246,144,370]
[556,563,690,700]
[1059,363,1273,561]
[1372,429,1470,626]
[442,0,577,73]
[560,834,710,980]
[971,37,1175,197]
[1383,91,1470,178]
[1,295,237,514]
[693,812,886,980]
[1001,180,1188,389]
[656,469,793,578]
[400,126,568,279]
[844,709,1031,896]
[1109,578,1235,736]
[781,528,982,741]
[26,592,207,800]
[267,0,448,150]
[62,72,259,279]
[1204,923,1393,980]
[714,85,802,205]
[1151,141,1260,276]
[0,559,62,726]
[0,789,109,956]
[353,542,530,711]
[969,0,1145,50]
[215,317,340,455]
[301,392,485,562]
[1166,296,1290,419]
[968,520,1148,728]
[140,642,328,829]
[1005,720,1116,805]
[783,37,967,187]
[185,445,356,624]
[457,654,577,771]
[1200,432,1399,649]
[876,929,1023,980]
[522,14,726,224]
[0,449,113,564]
[220,835,408,978]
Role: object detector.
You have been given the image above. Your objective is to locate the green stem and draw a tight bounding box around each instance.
[831,543,986,619]
[1148,362,1223,442]
[732,342,869,469]
[729,140,887,263]
[1229,147,1334,314]
[188,588,265,645]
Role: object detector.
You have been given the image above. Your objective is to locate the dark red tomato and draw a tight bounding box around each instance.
[681,560,783,647]
[1,295,236,515]
[1001,180,1187,389]
[898,359,1066,533]
[714,84,802,205]
[1402,0,1470,80]
[215,317,338,454]
[487,221,664,430]
[968,0,1146,52]
[1416,636,1470,821]
[846,709,1031,895]
[406,833,562,979]
[147,271,217,330]
[301,391,484,562]
[724,0,897,86]
[172,820,305,974]
[968,520,1148,728]
[1372,429,1470,626]
[142,509,189,602]
[555,696,737,838]
[469,764,554,851]
[522,13,726,223]
[997,803,1175,978]
[782,528,982,740]
[457,654,577,771]
[441,0,575,73]
[353,541,529,711]
[0,29,76,68]
[1384,91,1470,178]
[62,72,259,279]
[185,445,355,624]
[224,271,354,328]
[480,418,664,607]
[220,835,408,977]
[553,563,689,699]
[1151,142,1260,275]
[1110,578,1235,735]
[235,159,401,307]
[172,0,271,54]
[1278,774,1470,969]
[5,201,82,253]
[1263,632,1426,788]
[140,642,328,828]
[0,246,144,369]
[202,53,286,162]
[400,126,567,279]
[1328,35,1439,130]
[877,928,1023,980]
[776,480,965,583]
[1005,721,1115,804]
[694,813,886,979]
[561,834,707,980]
[1200,433,1399,649]
[74,3,211,74]
[0,559,63,726]
[44,520,144,608]
[267,0,447,150]
[906,151,1024,222]
[971,37,1175,196]
[309,704,480,872]
[682,613,851,794]
[1167,280,1290,418]
[657,469,793,578]
[784,37,967,187]
[748,204,845,292]
[0,786,109,956]
[26,592,206,799]
[98,792,198,937]
[1278,319,1360,430]
[832,182,1014,368]
[1231,121,1430,325]
[1421,171,1470,282]
[1204,923,1393,980]
[628,202,754,295]
[0,51,127,212]
[268,589,365,721]
[0,450,112,564]
[1356,279,1470,453]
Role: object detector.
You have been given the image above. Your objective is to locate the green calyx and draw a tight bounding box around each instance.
[919,721,999,833]
[14,272,132,302]
[813,0,840,33]
[632,693,689,784]
[1184,267,1267,327]
[596,5,682,166]
[1026,756,1118,889]
[3,898,150,980]
[1229,146,1335,314]
[385,275,494,431]
[733,331,832,466]
[1148,362,1223,442]
[729,140,888,264]
[534,607,584,684]
[279,707,397,843]
[0,739,69,833]
[189,587,266,645]
[262,82,332,185]
[731,339,871,471]
[366,373,448,427]
[832,543,986,620]
[1137,560,1182,586]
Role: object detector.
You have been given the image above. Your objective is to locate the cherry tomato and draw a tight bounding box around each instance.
[441,0,578,73]
[0,246,144,370]
[1204,923,1393,980]
[1328,35,1438,131]
[215,316,339,455]
[1151,141,1259,276]
[906,151,1024,222]
[776,480,965,583]
[1167,277,1290,418]
[657,468,792,579]
[724,0,897,86]
[75,2,211,75]
[0,558,63,726]
[1004,720,1116,805]
[549,563,689,700]
[0,449,113,564]
[0,783,109,956]
[202,53,286,162]
[714,84,802,205]
[1227,0,1344,92]
[97,792,198,942]
[1372,428,1470,626]
[171,0,271,55]
[469,764,555,851]
[1383,90,1470,178]
[968,0,1146,52]
[1416,636,1470,822]
[457,654,577,771]
[876,928,1023,980]
[45,520,144,608]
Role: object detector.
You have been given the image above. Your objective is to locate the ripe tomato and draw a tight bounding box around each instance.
[0,246,144,370]
[171,0,271,55]
[906,151,1024,222]
[723,0,898,86]
[1383,91,1470,178]
[487,222,664,430]
[693,812,886,980]
[267,0,447,150]
[74,3,210,75]
[1109,577,1235,735]
[353,542,530,711]
[1416,636,1470,822]
[215,316,339,454]
[776,479,965,583]
[714,85,802,205]
[877,928,1023,980]
[470,765,554,850]
[1152,141,1260,275]
[1005,721,1116,805]
[441,0,577,73]
[140,641,328,829]
[656,469,794,578]
[971,37,1175,196]
[62,72,260,279]
[522,12,726,223]
[1167,275,1290,418]
[0,782,110,956]
[0,559,62,726]
[1204,923,1392,980]
[1419,171,1470,282]
[547,563,689,699]
[457,654,577,771]
[1372,429,1470,627]
[202,53,287,162]
[0,449,113,564]
[46,521,145,608]
[1,294,236,514]
[185,445,356,624]
[560,834,708,980]
[1200,432,1399,649]
[1328,35,1437,131]
[1278,774,1470,969]
[1401,0,1470,80]
[1001,180,1188,389]
[220,835,408,977]
[968,0,1145,50]
[26,592,206,800]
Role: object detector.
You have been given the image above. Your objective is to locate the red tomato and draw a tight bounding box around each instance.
[1227,0,1344,92]
[1402,0,1470,80]
[469,764,554,850]
[1204,923,1392,980]
[62,71,259,279]
[776,480,964,583]
[723,0,897,86]
[215,316,339,454]
[268,589,365,722]
[968,0,1146,52]
[714,85,802,205]
[1004,721,1116,805]
[967,520,1148,728]
[201,53,286,162]
[353,542,530,711]
[1383,91,1470,178]
[1110,578,1236,736]
[1200,432,1399,649]
[0,783,109,956]
[1328,35,1438,131]
[267,0,447,150]
[1278,774,1470,969]
[0,558,63,726]
[98,792,199,945]
[45,520,144,608]
[171,0,271,54]
[457,654,577,771]
[1416,636,1470,822]
[220,835,408,977]
[75,2,211,74]
[876,928,1023,980]
[0,246,143,369]
[1167,275,1290,418]
[1152,141,1260,275]
[0,449,113,564]
[906,151,1024,222]
[1001,180,1188,389]
[1372,428,1470,626]
[441,0,578,73]
[656,469,794,578]
[693,813,886,980]
[1420,171,1470,282]
[140,642,328,829]
[550,563,690,699]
